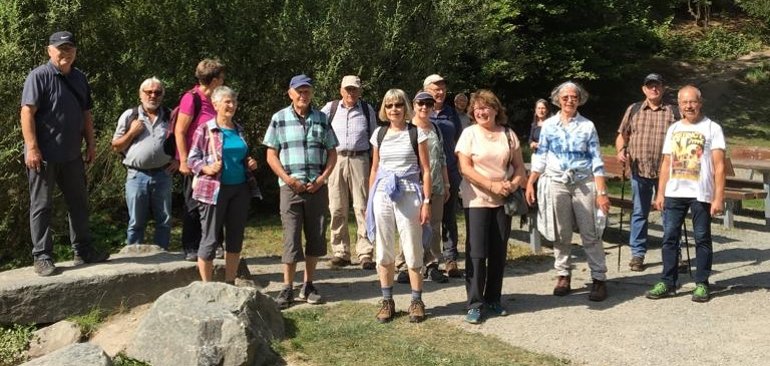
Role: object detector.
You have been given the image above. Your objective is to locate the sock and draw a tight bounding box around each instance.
[411,289,422,301]
[381,286,393,300]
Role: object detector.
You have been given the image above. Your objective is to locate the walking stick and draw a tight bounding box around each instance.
[682,220,692,277]
[617,158,627,271]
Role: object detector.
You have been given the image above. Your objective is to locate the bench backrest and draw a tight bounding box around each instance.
[602,156,631,179]
[730,146,770,160]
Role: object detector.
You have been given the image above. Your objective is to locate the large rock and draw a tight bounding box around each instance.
[21,342,111,366]
[126,282,284,366]
[0,251,243,325]
[26,320,82,358]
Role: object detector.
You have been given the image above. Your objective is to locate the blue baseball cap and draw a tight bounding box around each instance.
[289,74,313,89]
[413,91,435,102]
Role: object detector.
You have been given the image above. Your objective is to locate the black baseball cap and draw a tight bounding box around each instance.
[49,31,76,47]
[643,73,663,85]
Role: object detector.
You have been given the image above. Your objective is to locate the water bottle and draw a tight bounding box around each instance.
[596,209,607,236]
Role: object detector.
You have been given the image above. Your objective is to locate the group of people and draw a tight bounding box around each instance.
[22,30,726,329]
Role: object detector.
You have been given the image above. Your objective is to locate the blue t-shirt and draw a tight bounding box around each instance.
[220,127,247,185]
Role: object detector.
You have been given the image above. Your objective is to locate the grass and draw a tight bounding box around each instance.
[67,307,105,339]
[0,324,35,366]
[277,302,570,366]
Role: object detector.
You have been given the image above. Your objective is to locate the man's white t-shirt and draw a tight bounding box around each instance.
[661,116,726,202]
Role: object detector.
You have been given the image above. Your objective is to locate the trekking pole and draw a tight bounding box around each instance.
[617,157,627,272]
[682,220,692,277]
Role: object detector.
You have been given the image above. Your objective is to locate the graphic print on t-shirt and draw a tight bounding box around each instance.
[671,130,705,181]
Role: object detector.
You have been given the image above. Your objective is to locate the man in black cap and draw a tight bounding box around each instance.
[615,73,679,272]
[21,31,109,276]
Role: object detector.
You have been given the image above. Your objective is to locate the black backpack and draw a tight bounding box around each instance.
[120,105,172,156]
[327,99,374,136]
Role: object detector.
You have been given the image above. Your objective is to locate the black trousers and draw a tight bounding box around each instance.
[464,206,510,309]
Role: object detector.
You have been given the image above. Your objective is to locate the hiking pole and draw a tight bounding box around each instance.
[617,157,627,272]
[682,220,692,277]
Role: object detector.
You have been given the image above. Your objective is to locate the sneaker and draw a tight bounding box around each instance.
[408,299,426,323]
[553,275,571,296]
[360,257,376,270]
[275,287,294,309]
[33,258,56,277]
[395,269,410,284]
[426,264,448,283]
[215,246,225,259]
[645,282,676,300]
[375,299,396,323]
[486,302,508,317]
[298,283,323,304]
[465,308,482,324]
[692,283,710,303]
[588,279,607,302]
[330,257,351,267]
[73,248,110,266]
[444,260,462,278]
[628,256,645,272]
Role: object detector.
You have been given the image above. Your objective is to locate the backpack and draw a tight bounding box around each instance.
[166,88,202,156]
[327,99,374,136]
[376,123,419,158]
[120,105,171,156]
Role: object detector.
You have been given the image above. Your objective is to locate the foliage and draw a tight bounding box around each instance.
[278,302,570,365]
[744,61,770,83]
[112,353,150,366]
[736,0,770,23]
[0,324,35,366]
[693,26,763,59]
[67,307,105,338]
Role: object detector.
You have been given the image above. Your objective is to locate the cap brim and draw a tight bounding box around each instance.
[50,41,75,47]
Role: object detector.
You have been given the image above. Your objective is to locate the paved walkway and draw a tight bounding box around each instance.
[250,211,770,366]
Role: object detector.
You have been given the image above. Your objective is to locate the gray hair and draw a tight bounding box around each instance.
[138,77,164,95]
[377,88,414,122]
[677,85,702,101]
[211,86,237,104]
[549,81,589,107]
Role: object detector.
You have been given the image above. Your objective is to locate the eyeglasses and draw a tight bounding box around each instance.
[560,95,579,101]
[384,102,405,109]
[415,101,434,107]
[474,105,492,111]
[143,90,163,96]
[344,86,359,92]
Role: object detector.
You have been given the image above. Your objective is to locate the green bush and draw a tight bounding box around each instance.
[694,27,763,60]
[0,324,35,366]
[745,61,770,83]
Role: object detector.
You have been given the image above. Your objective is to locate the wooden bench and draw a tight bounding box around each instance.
[729,146,770,227]
[724,157,767,228]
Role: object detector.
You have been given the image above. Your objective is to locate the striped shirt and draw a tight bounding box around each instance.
[263,105,339,186]
[617,100,677,178]
[371,126,428,191]
[320,100,377,152]
[531,113,605,182]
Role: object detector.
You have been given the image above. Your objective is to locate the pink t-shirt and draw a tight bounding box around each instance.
[179,85,217,146]
[455,124,519,208]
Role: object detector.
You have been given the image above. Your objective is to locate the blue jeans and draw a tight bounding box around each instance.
[125,168,172,248]
[660,197,713,287]
[629,173,657,258]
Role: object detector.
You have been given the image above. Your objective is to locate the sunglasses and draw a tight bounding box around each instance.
[143,90,163,96]
[415,100,434,107]
[384,102,405,109]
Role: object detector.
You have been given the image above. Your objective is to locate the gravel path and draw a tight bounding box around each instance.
[250,211,770,366]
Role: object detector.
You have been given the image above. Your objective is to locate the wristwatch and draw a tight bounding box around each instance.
[423,198,431,204]
[598,190,608,196]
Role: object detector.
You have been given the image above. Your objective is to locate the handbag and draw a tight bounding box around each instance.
[504,188,528,216]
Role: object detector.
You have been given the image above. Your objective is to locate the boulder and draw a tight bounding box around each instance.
[21,342,111,366]
[26,320,82,358]
[0,252,248,325]
[126,282,284,366]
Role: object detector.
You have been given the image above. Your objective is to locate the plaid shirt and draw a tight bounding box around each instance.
[617,101,677,179]
[188,119,248,205]
[263,105,339,186]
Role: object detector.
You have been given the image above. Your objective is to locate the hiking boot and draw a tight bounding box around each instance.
[444,260,462,278]
[553,275,571,296]
[692,283,710,303]
[375,299,396,323]
[34,258,56,277]
[426,264,448,283]
[330,257,351,267]
[588,279,608,302]
[628,256,645,272]
[360,257,375,270]
[184,251,198,262]
[465,308,482,324]
[73,248,110,266]
[275,287,294,309]
[408,299,426,323]
[645,282,676,300]
[215,246,225,259]
[395,269,410,284]
[486,302,508,317]
[298,283,323,304]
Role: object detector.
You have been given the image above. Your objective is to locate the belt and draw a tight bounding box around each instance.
[338,150,369,157]
[126,165,166,174]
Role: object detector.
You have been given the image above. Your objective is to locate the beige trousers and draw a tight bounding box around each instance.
[328,154,373,260]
